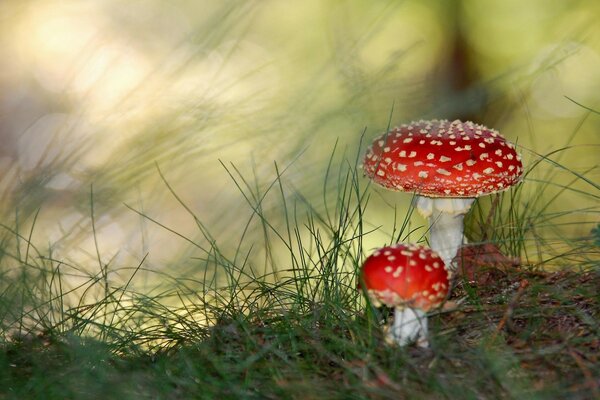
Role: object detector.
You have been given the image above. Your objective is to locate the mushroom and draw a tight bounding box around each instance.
[360,244,449,347]
[363,119,523,273]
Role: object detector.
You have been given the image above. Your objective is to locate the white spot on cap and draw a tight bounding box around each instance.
[378,140,384,147]
[480,153,489,160]
[403,138,413,143]
[507,153,514,160]
[384,266,393,273]
[453,164,464,171]
[479,142,486,148]
[495,161,503,168]
[483,167,494,174]
[414,161,424,166]
[384,157,392,164]
[444,189,451,194]
[437,169,451,176]
[399,151,407,157]
[418,171,428,178]
[383,147,390,152]
[440,156,451,162]
[408,151,417,158]
[392,266,403,278]
[401,250,413,256]
[377,170,385,176]
[466,159,476,167]
[495,149,502,156]
[427,153,435,160]
[397,164,407,171]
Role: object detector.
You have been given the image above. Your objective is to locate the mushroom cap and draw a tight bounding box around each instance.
[360,243,449,311]
[363,119,523,198]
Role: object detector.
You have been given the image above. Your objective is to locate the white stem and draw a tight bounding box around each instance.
[387,307,428,347]
[416,197,475,274]
[429,210,465,272]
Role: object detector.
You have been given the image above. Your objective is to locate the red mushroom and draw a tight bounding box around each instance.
[360,243,449,347]
[363,119,523,273]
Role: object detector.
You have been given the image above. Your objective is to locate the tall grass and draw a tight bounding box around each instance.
[1,134,598,398]
[1,2,599,397]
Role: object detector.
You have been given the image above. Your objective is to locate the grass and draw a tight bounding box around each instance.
[0,139,598,400]
[2,1,600,398]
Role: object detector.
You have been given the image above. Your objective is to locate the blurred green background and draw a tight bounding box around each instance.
[0,0,598,292]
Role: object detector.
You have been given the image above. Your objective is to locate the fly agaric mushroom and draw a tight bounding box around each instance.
[360,243,449,347]
[363,119,523,272]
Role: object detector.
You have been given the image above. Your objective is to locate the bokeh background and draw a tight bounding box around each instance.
[1,0,599,293]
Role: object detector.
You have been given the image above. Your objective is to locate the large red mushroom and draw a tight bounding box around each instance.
[360,243,449,347]
[363,119,523,273]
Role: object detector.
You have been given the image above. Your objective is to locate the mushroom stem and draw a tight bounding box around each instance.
[429,210,466,272]
[387,307,428,347]
[416,197,475,274]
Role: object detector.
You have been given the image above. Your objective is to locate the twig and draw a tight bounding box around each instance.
[494,279,529,335]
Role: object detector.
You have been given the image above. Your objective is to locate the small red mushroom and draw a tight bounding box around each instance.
[360,243,449,347]
[363,119,523,273]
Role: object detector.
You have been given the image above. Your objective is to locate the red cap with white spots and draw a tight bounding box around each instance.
[360,243,449,311]
[363,119,523,198]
